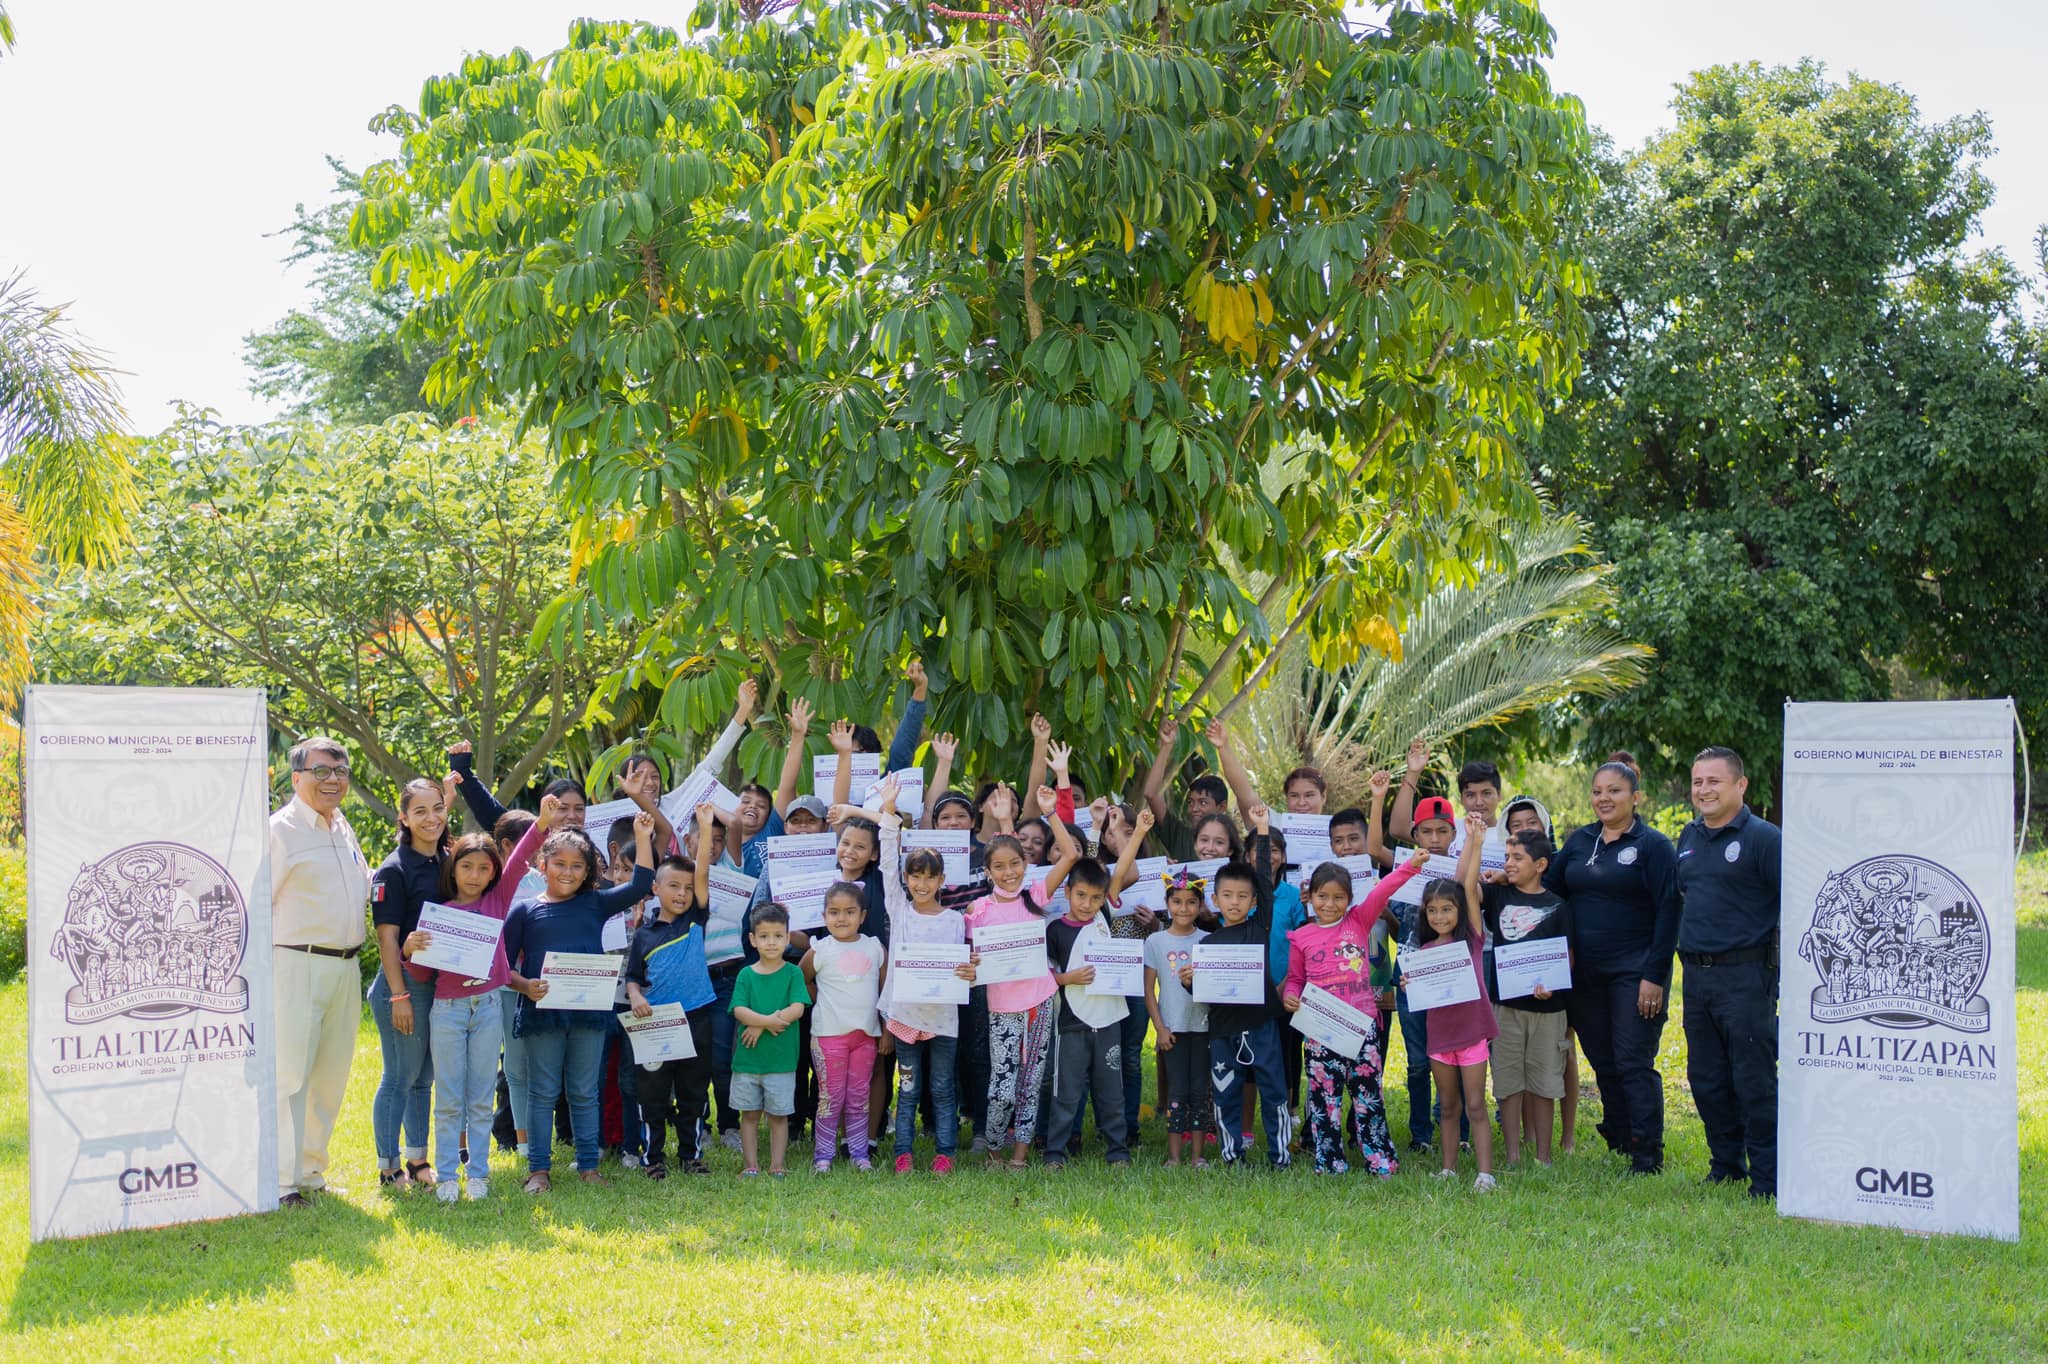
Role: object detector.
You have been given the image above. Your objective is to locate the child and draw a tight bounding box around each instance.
[1042,851,1132,1169]
[729,902,811,1176]
[1498,793,1574,1153]
[1328,808,1371,859]
[402,794,559,1200]
[801,883,887,1173]
[876,779,975,1174]
[1283,845,1429,1176]
[1366,769,1462,1152]
[1405,820,1500,1190]
[619,837,717,1178]
[502,812,657,1194]
[1463,826,1571,1167]
[1257,825,1306,1120]
[964,786,1075,1169]
[1145,865,1210,1167]
[1189,811,1243,863]
[1202,808,1293,1167]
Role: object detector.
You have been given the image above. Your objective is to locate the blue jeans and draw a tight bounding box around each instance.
[524,1027,605,1173]
[711,969,738,1134]
[498,987,529,1138]
[368,972,435,1165]
[430,993,500,1183]
[895,1034,959,1158]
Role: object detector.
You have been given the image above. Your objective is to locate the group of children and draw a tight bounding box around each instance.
[374,665,1590,1195]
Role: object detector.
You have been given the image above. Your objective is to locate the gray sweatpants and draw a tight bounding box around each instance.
[1045,1023,1130,1162]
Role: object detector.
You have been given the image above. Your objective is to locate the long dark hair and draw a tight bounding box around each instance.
[396,778,451,855]
[1191,811,1244,860]
[537,828,604,897]
[439,832,505,902]
[1417,877,1476,946]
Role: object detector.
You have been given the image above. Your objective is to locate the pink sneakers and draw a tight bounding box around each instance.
[894,1154,914,1175]
[931,1155,954,1176]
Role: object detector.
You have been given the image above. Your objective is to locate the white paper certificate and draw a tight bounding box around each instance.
[706,864,758,919]
[1115,857,1170,914]
[620,1002,696,1064]
[971,918,1049,985]
[1401,939,1481,1011]
[903,829,971,885]
[1192,942,1267,1004]
[776,870,839,933]
[581,797,643,838]
[537,952,623,1010]
[763,832,839,883]
[1494,937,1572,1000]
[1082,938,1145,996]
[1293,853,1380,894]
[409,902,503,980]
[661,769,741,827]
[1389,854,1463,905]
[866,769,924,819]
[600,911,632,954]
[1270,812,1334,869]
[812,752,881,802]
[1290,983,1375,1060]
[890,942,970,1005]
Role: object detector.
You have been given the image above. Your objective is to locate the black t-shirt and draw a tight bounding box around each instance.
[371,842,446,942]
[1481,881,1571,1013]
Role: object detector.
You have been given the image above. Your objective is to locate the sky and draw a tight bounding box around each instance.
[1,0,2043,434]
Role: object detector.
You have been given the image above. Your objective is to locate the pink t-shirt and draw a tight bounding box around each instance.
[964,884,1057,1014]
[1285,860,1417,1012]
[408,819,546,1000]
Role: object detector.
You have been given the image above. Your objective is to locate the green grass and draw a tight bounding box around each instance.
[2,854,2045,1360]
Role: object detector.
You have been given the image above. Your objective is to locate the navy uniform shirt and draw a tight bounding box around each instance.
[1675,805,1782,955]
[1542,817,1681,988]
[371,840,447,944]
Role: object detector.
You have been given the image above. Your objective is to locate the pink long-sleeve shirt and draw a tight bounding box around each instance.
[1284,860,1419,1013]
[407,818,546,1001]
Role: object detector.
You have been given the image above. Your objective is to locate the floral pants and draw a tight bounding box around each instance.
[1304,1039,1399,1176]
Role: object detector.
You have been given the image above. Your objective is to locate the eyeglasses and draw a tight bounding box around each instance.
[296,764,352,782]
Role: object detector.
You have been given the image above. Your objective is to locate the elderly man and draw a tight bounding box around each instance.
[270,737,372,1208]
[1675,745,1783,1199]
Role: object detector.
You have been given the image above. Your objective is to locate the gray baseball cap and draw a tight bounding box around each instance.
[787,795,829,821]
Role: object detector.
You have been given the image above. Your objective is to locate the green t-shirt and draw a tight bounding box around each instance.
[729,962,811,1074]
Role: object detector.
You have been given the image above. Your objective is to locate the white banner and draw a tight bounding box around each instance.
[26,685,277,1240]
[1779,700,2018,1242]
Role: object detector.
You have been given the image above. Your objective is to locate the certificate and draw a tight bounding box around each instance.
[776,870,839,933]
[1450,829,1508,875]
[1116,857,1170,914]
[1494,937,1572,999]
[1400,939,1481,1011]
[812,752,881,803]
[408,902,503,980]
[1082,938,1145,996]
[971,918,1048,985]
[1290,983,1376,1060]
[1389,854,1463,905]
[889,942,970,1005]
[1294,853,1380,894]
[1023,865,1068,919]
[865,769,924,819]
[1071,804,1094,839]
[704,865,754,965]
[600,910,632,953]
[621,1002,696,1065]
[903,828,971,885]
[1270,812,1334,869]
[581,797,643,838]
[660,769,741,826]
[763,832,838,882]
[537,952,623,1010]
[1192,942,1267,1004]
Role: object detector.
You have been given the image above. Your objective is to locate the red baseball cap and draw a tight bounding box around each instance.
[1414,797,1457,828]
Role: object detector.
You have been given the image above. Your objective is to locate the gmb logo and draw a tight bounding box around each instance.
[119,1163,198,1195]
[1855,1167,1933,1199]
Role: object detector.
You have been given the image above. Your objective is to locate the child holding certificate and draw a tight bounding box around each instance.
[877,781,974,1175]
[1041,854,1132,1170]
[502,812,657,1194]
[621,836,721,1179]
[1202,810,1293,1168]
[1282,846,1427,1177]
[963,787,1075,1170]
[730,903,811,1176]
[1144,870,1209,1167]
[403,793,561,1200]
[800,884,887,1173]
[1404,822,1500,1190]
[1462,827,1571,1167]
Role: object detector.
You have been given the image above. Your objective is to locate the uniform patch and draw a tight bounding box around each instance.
[1725,840,1742,863]
[1617,846,1639,866]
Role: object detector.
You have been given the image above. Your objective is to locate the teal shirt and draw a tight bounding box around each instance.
[729,962,810,1074]
[1267,881,1305,985]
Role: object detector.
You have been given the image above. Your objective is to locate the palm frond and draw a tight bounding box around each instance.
[0,495,41,701]
[1227,511,1653,809]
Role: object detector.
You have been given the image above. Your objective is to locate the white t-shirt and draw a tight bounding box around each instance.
[1144,928,1209,1033]
[809,934,885,1037]
[1055,916,1131,1030]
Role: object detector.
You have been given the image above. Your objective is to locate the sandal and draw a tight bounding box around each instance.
[578,1169,605,1184]
[523,1172,551,1194]
[378,1168,410,1190]
[406,1161,437,1187]
[1006,1158,1031,1171]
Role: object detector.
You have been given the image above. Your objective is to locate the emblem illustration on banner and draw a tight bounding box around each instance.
[1795,855,1988,1034]
[51,842,250,1025]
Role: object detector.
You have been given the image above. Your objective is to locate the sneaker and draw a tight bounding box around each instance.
[436,1181,460,1204]
[969,1133,990,1155]
[1432,1168,1458,1181]
[277,1191,313,1210]
[853,1160,874,1172]
[1474,1172,1498,1193]
[621,1153,644,1170]
[931,1155,954,1177]
[814,1160,833,1175]
[465,1179,489,1201]
[895,1154,914,1175]
[722,1131,743,1153]
[740,1168,760,1178]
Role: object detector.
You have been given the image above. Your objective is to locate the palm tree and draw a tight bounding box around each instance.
[0,272,139,695]
[1218,511,1652,810]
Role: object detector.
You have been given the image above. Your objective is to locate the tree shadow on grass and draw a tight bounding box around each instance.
[7,1190,389,1333]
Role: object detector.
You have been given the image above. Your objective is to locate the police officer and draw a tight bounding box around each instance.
[1675,745,1782,1199]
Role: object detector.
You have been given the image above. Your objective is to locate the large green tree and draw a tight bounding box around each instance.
[353,4,1595,793]
[1540,62,2048,802]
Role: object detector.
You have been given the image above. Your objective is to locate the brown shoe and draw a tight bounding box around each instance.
[522,1172,551,1194]
[578,1169,605,1184]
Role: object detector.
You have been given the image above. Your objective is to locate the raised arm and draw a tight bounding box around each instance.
[593,812,658,911]
[884,660,928,775]
[1389,737,1428,841]
[693,802,718,915]
[1365,770,1394,870]
[1140,716,1178,826]
[828,719,856,818]
[1036,786,1081,902]
[1019,713,1052,820]
[446,740,509,833]
[1048,740,1076,825]
[480,796,560,918]
[773,696,815,815]
[1454,814,1486,938]
[1206,718,1260,819]
[1110,808,1155,896]
[923,731,958,830]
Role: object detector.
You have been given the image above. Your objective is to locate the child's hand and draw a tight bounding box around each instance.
[733,677,759,724]
[1030,712,1051,742]
[827,802,863,826]
[522,978,550,1003]
[626,903,645,931]
[1156,1026,1175,1051]
[402,929,432,958]
[959,953,979,984]
[696,800,718,828]
[878,773,901,815]
[448,739,473,758]
[1047,740,1072,779]
[631,998,653,1019]
[1035,784,1058,816]
[1066,964,1096,986]
[789,696,815,735]
[1406,737,1429,775]
[1465,812,1488,840]
[1176,964,1194,989]
[829,719,855,754]
[442,772,462,810]
[1157,715,1178,746]
[1247,802,1271,834]
[539,792,563,828]
[1532,983,1552,1001]
[1135,807,1155,834]
[1398,974,1410,990]
[906,658,928,699]
[985,784,1018,824]
[1481,868,1508,885]
[931,731,958,762]
[1368,770,1391,799]
[1204,717,1226,746]
[740,1025,764,1049]
[634,809,656,838]
[1087,796,1108,828]
[1282,990,1301,1012]
[1407,845,1432,870]
[1133,906,1158,931]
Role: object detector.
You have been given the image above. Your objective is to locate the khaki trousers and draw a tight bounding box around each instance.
[274,948,362,1196]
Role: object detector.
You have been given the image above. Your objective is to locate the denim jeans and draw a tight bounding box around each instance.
[498,987,529,1137]
[368,972,435,1165]
[523,1027,605,1173]
[430,993,500,1183]
[710,969,739,1134]
[895,1033,959,1158]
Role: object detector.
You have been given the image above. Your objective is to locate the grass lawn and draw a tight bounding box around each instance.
[2,856,2043,1360]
